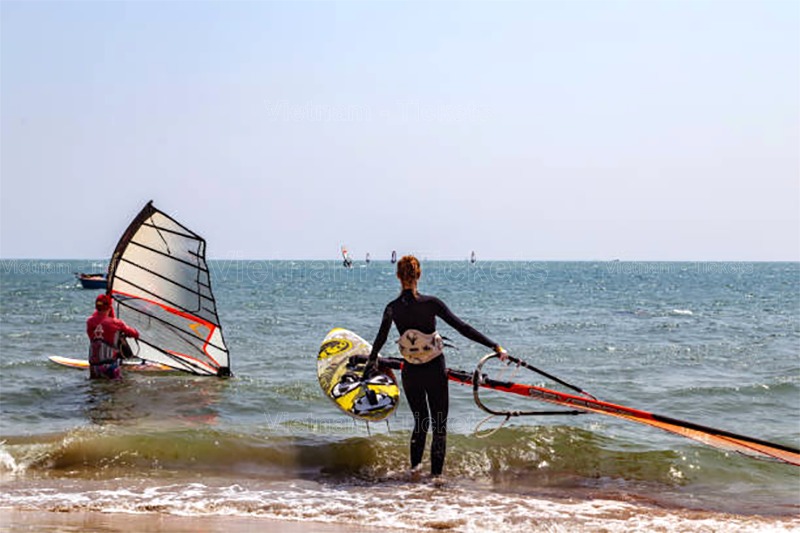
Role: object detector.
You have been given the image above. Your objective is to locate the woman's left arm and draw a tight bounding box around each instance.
[434,298,498,350]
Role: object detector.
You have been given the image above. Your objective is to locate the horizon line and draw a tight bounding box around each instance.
[1,257,799,263]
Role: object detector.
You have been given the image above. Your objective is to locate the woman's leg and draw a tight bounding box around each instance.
[426,356,449,476]
[402,366,430,469]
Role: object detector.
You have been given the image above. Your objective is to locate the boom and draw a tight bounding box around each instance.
[360,354,800,467]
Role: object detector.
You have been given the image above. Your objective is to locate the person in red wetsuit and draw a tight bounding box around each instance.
[86,294,139,379]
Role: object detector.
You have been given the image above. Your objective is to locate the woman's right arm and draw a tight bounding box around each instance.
[367,305,393,365]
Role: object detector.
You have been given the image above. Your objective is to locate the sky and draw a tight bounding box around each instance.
[1,0,798,261]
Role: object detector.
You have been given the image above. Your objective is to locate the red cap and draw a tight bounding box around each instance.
[95,294,112,308]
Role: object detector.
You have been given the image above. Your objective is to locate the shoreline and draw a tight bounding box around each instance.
[2,505,799,533]
[0,509,381,533]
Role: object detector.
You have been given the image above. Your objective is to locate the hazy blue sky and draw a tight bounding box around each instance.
[2,0,798,260]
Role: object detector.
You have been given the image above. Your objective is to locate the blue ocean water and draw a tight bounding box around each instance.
[1,260,798,531]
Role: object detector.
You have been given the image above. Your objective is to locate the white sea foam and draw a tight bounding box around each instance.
[0,444,19,474]
[0,479,797,533]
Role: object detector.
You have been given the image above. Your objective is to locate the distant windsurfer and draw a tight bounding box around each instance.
[364,255,505,478]
[86,294,139,379]
[342,246,353,269]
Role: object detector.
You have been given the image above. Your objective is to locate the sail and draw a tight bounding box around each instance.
[107,201,230,376]
[363,354,800,467]
[341,245,353,268]
[475,377,800,466]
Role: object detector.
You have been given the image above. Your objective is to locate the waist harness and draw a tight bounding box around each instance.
[397,329,443,364]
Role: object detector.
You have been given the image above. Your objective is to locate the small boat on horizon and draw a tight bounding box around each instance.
[76,272,107,290]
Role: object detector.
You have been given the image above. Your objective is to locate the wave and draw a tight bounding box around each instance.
[2,425,795,491]
[1,417,798,522]
[2,425,655,479]
[3,476,798,533]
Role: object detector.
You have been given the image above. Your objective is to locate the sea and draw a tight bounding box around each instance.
[1,260,798,532]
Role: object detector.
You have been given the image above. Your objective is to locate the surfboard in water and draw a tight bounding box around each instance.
[317,328,400,422]
[106,201,231,377]
[49,355,173,372]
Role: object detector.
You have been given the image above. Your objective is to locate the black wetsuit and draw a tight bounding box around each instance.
[370,289,497,476]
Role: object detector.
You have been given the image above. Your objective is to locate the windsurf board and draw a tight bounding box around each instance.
[49,355,174,372]
[317,328,400,421]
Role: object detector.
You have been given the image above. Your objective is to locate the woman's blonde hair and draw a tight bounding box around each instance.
[396,255,421,286]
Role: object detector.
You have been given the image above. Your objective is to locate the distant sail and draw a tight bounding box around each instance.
[365,252,371,264]
[470,251,476,264]
[391,250,397,264]
[107,201,230,376]
[341,245,353,268]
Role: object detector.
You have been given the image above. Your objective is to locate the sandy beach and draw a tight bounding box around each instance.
[0,509,381,533]
[3,505,800,533]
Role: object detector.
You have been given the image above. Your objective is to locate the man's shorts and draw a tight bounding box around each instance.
[90,359,121,379]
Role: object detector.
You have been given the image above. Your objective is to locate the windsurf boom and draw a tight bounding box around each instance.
[106,201,231,376]
[363,354,800,467]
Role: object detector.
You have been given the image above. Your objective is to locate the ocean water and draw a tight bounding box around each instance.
[1,260,798,532]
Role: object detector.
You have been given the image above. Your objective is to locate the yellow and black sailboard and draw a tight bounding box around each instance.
[317,328,400,422]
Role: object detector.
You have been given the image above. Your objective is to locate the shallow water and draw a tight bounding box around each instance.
[1,260,798,531]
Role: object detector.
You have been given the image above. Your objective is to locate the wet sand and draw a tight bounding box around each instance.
[0,509,380,533]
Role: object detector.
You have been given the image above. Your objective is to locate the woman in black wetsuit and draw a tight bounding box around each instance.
[365,255,505,478]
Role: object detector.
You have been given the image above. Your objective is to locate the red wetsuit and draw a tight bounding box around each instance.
[86,311,139,379]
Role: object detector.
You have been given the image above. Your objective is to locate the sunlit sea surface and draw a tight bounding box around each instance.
[1,260,798,532]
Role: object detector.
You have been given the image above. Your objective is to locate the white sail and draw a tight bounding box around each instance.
[107,201,230,376]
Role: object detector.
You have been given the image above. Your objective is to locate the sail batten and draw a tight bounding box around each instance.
[125,240,208,271]
[115,294,226,351]
[107,201,230,377]
[114,273,214,315]
[115,260,215,313]
[140,221,196,239]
